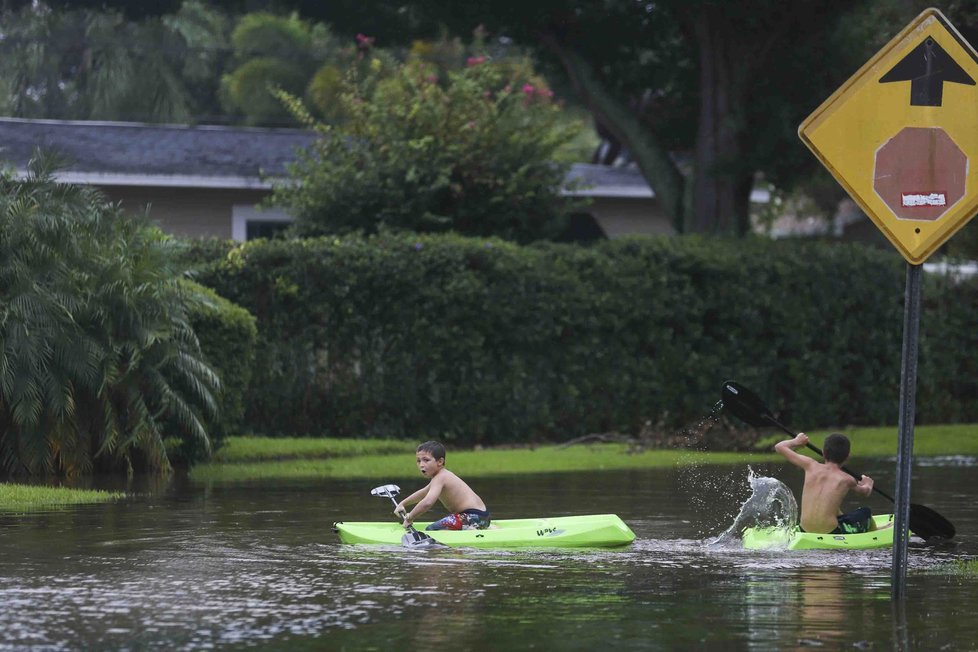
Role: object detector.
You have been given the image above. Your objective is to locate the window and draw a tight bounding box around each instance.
[232,204,294,242]
[246,220,291,240]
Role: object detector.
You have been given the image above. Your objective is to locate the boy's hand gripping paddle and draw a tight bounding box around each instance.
[720,380,955,542]
[370,484,446,548]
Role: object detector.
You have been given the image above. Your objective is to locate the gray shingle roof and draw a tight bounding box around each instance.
[0,117,656,197]
[0,117,316,183]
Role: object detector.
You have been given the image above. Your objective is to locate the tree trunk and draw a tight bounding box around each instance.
[689,6,754,235]
[542,34,688,232]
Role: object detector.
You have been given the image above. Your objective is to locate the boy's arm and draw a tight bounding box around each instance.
[394,485,430,516]
[402,476,445,527]
[853,474,874,497]
[774,433,816,470]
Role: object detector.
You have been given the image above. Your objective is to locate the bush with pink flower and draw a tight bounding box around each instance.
[273,44,582,243]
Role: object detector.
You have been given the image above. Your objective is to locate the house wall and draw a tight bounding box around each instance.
[95,185,675,242]
[98,186,270,239]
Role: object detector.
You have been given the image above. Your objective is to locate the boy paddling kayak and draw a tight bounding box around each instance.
[775,432,891,535]
[394,440,492,531]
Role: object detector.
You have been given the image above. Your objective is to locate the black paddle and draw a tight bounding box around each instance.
[371,484,447,548]
[720,380,955,541]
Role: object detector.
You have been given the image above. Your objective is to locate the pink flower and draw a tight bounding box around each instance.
[466,56,487,67]
[522,83,535,95]
[355,33,374,59]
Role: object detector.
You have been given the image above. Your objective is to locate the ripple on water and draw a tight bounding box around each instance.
[899,455,978,467]
[0,469,973,649]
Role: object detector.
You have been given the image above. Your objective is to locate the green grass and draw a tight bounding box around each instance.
[0,483,125,511]
[926,560,978,576]
[190,442,766,483]
[755,423,978,457]
[211,436,414,463]
[190,423,978,484]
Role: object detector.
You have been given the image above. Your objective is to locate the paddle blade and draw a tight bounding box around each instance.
[910,503,956,541]
[721,381,778,428]
[401,528,446,548]
[370,484,401,498]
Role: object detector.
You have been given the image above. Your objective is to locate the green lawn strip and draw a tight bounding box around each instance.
[0,483,125,511]
[211,436,415,463]
[754,424,978,457]
[936,560,978,576]
[195,423,978,484]
[189,444,766,483]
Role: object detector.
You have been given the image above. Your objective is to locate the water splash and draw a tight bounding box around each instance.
[672,400,725,449]
[675,400,744,536]
[709,468,798,546]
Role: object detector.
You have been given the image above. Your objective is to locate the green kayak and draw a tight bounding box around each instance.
[742,514,898,550]
[333,513,636,548]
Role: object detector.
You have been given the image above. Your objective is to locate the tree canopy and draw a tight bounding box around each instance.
[0,1,231,123]
[353,0,869,235]
[300,0,978,236]
[273,50,582,242]
[6,0,978,249]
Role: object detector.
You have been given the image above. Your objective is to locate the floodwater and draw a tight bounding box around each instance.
[1,458,976,650]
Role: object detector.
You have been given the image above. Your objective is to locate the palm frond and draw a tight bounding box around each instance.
[0,154,218,476]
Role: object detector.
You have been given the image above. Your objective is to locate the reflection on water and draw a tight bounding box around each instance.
[0,467,974,649]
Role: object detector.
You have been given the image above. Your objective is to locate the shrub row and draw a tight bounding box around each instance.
[185,233,978,444]
[164,281,257,466]
[187,283,258,439]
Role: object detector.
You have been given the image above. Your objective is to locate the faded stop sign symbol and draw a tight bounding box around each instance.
[873,126,967,223]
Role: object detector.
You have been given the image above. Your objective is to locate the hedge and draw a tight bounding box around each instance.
[186,233,977,444]
[168,280,257,464]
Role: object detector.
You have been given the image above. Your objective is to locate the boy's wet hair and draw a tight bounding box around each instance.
[823,433,850,464]
[417,440,446,462]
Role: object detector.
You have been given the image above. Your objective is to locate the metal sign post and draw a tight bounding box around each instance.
[892,264,922,598]
[797,8,978,599]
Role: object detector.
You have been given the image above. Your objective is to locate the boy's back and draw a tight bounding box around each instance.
[775,432,874,534]
[797,462,857,533]
[433,469,486,513]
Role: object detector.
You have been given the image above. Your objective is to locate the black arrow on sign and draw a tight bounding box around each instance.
[879,36,975,106]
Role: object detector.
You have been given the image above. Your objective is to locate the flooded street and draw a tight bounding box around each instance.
[0,462,975,649]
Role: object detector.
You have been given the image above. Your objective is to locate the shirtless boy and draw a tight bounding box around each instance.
[394,441,491,531]
[775,432,879,534]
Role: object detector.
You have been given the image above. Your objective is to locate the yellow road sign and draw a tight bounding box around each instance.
[800,8,978,264]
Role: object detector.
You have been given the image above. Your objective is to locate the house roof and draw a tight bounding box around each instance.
[0,117,767,201]
[0,117,315,189]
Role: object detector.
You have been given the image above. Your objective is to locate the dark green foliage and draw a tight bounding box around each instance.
[918,273,978,423]
[272,57,581,243]
[184,281,257,453]
[219,11,345,125]
[168,238,254,466]
[943,219,978,259]
[0,153,220,476]
[0,2,231,122]
[188,232,978,444]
